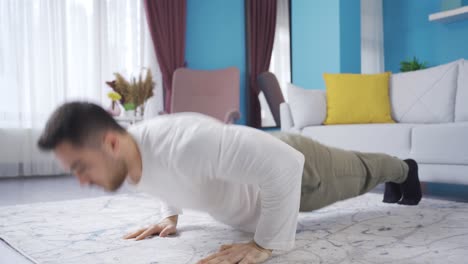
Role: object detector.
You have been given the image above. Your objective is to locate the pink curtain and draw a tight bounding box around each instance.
[246,0,277,128]
[144,0,187,113]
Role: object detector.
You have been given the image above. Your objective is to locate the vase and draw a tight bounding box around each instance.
[124,109,135,118]
[108,101,121,116]
[136,105,145,118]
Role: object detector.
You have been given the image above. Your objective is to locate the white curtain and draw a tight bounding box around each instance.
[0,0,163,177]
[261,0,291,127]
[361,0,385,74]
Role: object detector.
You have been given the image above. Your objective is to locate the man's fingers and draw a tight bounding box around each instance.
[123,228,146,239]
[199,242,271,264]
[135,225,162,241]
[226,251,247,263]
[239,254,260,264]
[124,223,177,241]
[196,251,229,264]
[196,254,216,264]
[202,247,249,264]
[218,244,233,252]
[159,225,176,237]
[239,250,270,264]
[239,257,253,264]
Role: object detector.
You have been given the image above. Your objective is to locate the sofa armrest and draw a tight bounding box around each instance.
[280,102,294,131]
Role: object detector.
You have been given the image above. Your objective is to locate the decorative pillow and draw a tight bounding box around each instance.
[455,59,468,122]
[323,72,394,125]
[390,59,460,123]
[287,83,326,128]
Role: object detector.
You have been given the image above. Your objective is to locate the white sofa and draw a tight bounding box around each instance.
[281,59,468,185]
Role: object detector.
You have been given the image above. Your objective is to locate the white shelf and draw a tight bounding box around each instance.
[114,116,144,127]
[429,6,468,23]
[115,116,143,122]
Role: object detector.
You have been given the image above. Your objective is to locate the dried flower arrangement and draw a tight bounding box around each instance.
[106,68,155,115]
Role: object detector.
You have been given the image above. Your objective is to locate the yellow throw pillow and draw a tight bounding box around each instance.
[323,72,395,125]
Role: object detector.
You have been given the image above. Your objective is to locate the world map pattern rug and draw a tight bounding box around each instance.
[1,192,468,264]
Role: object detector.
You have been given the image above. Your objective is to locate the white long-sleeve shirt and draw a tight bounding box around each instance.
[127,112,305,251]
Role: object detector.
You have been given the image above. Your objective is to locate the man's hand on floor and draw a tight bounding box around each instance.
[123,215,178,240]
[196,240,272,264]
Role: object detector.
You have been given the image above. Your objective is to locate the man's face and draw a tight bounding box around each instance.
[54,138,127,192]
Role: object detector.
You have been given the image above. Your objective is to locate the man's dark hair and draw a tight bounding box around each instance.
[38,101,126,151]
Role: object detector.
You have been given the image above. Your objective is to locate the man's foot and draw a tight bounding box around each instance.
[383,182,402,203]
[398,159,422,206]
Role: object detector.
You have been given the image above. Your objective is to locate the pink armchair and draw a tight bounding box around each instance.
[170,67,241,124]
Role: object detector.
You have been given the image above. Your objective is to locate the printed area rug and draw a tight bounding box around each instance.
[1,193,467,264]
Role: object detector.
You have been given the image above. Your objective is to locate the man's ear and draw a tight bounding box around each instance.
[102,131,120,156]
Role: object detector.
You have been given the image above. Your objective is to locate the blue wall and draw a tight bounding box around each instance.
[185,0,363,119]
[185,0,247,124]
[340,0,361,74]
[291,0,341,90]
[291,0,360,90]
[384,0,468,72]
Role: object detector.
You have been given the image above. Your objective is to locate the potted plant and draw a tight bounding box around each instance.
[400,57,428,72]
[106,68,155,118]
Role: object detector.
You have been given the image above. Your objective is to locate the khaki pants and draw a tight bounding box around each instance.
[271,132,409,212]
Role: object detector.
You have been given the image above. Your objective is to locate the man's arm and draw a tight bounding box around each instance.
[160,201,183,220]
[215,126,305,251]
[194,125,304,264]
[176,123,305,251]
[165,115,304,263]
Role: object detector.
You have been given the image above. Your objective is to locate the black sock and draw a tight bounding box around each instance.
[398,159,422,206]
[383,182,402,203]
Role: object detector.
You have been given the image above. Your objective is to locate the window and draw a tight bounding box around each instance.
[260,0,291,127]
[0,0,162,129]
[0,0,162,176]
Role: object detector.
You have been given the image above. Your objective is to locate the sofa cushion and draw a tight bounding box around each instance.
[411,122,468,165]
[390,59,460,123]
[418,164,468,185]
[323,72,394,125]
[287,83,326,128]
[455,59,468,122]
[301,123,417,158]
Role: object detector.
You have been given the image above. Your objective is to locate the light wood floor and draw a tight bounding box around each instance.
[1,175,467,207]
[0,174,129,207]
